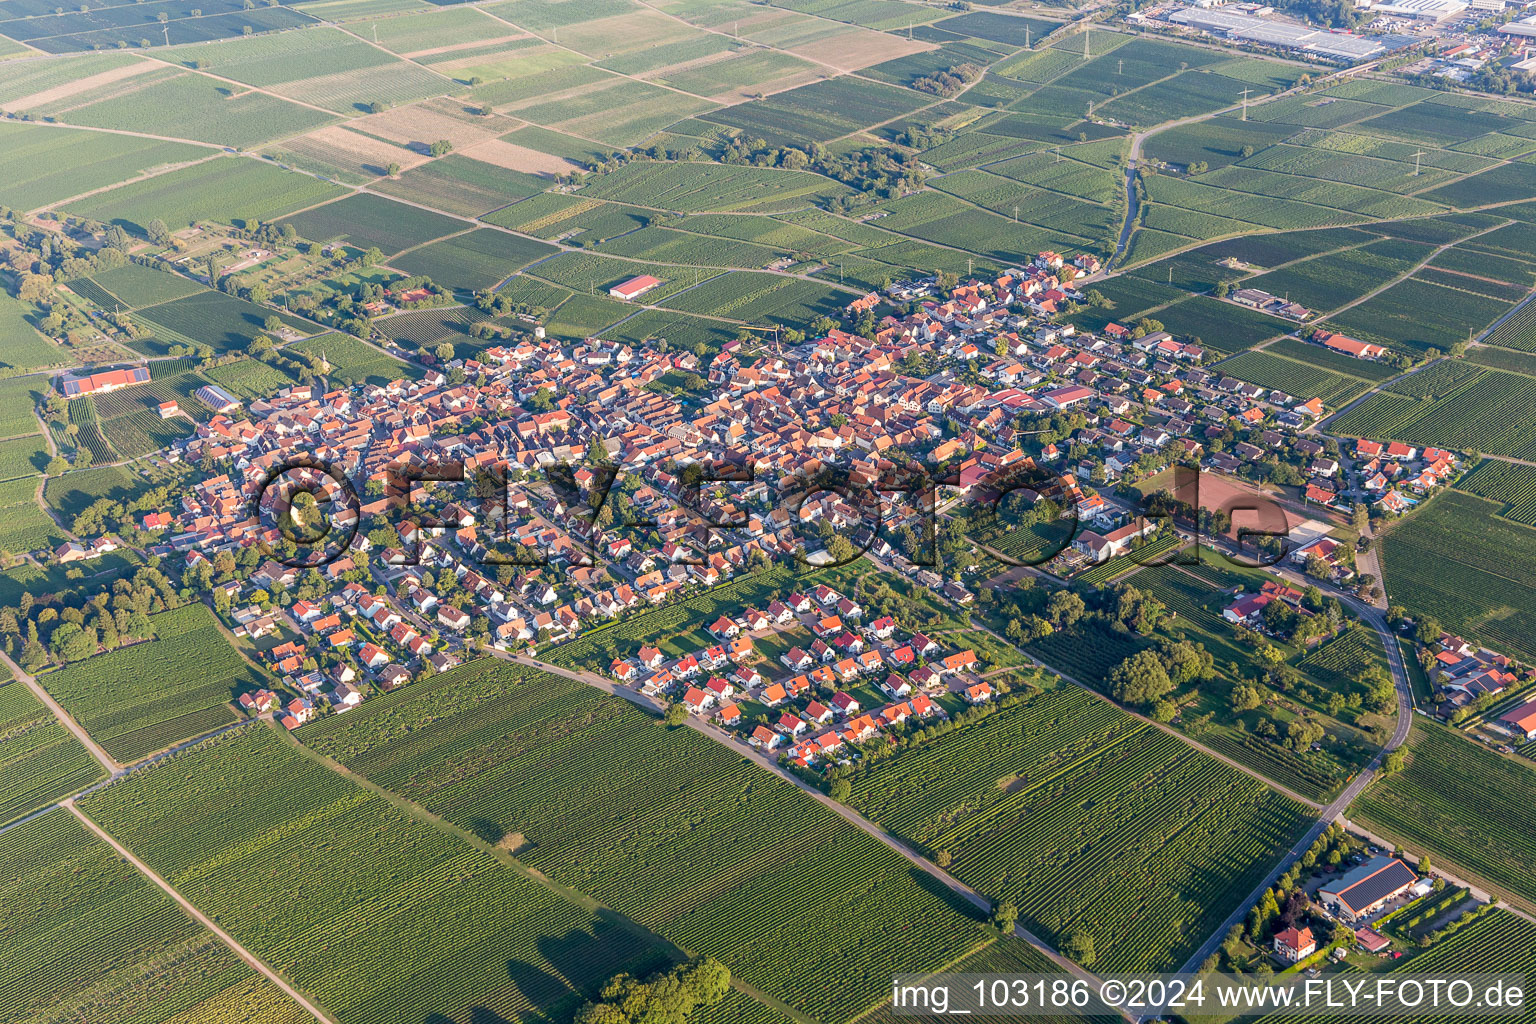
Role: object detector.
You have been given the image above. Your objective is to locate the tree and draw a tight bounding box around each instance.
[1384,748,1406,774]
[1418,854,1432,874]
[1046,590,1085,628]
[829,777,851,802]
[146,218,170,245]
[1230,683,1265,713]
[935,849,952,868]
[574,957,729,1024]
[665,703,687,727]
[991,900,1018,934]
[434,342,455,362]
[1062,929,1095,967]
[1240,144,1256,159]
[1109,649,1172,707]
[428,139,453,158]
[387,161,401,178]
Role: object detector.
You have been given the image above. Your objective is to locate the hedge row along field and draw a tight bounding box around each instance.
[1353,723,1536,911]
[0,810,311,1024]
[300,659,991,1023]
[910,721,1309,972]
[0,675,106,826]
[39,603,252,762]
[1380,492,1536,663]
[81,724,665,1024]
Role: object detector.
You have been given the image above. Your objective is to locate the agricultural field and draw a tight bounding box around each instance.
[0,675,105,825]
[0,810,312,1024]
[1323,276,1514,356]
[277,193,465,256]
[81,723,667,1024]
[1352,721,1536,910]
[1213,350,1373,407]
[42,464,141,523]
[64,157,346,235]
[1380,491,1536,663]
[0,122,209,214]
[1456,459,1536,526]
[73,264,206,311]
[56,71,336,149]
[0,377,47,439]
[0,434,49,482]
[659,271,848,323]
[300,659,991,1023]
[0,0,314,52]
[0,293,59,371]
[916,718,1308,971]
[291,332,412,386]
[579,162,852,214]
[390,227,557,292]
[372,154,551,218]
[0,471,66,554]
[1341,368,1536,461]
[199,358,297,401]
[137,291,313,356]
[39,604,255,763]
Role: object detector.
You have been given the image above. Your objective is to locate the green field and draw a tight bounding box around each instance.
[1213,350,1373,406]
[0,122,209,213]
[300,659,992,1022]
[0,434,49,483]
[1353,722,1536,911]
[291,332,412,386]
[0,293,59,371]
[373,154,551,218]
[80,723,667,1024]
[0,677,105,826]
[277,193,465,255]
[1457,459,1536,526]
[39,604,254,762]
[136,291,312,355]
[0,810,311,1024]
[390,227,557,292]
[64,156,345,234]
[0,472,65,554]
[58,72,335,149]
[1380,491,1536,663]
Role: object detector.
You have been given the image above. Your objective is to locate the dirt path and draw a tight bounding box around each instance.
[65,800,337,1024]
[0,649,118,774]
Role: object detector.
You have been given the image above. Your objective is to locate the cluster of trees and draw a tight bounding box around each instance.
[574,958,730,1024]
[474,288,549,320]
[912,62,985,97]
[1108,637,1214,720]
[0,564,178,670]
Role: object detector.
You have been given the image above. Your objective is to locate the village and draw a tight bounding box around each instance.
[41,247,1530,767]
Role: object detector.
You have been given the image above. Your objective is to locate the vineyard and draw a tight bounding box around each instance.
[1211,350,1370,407]
[300,659,992,1022]
[1264,910,1536,1024]
[847,687,1138,845]
[1074,533,1183,586]
[1456,459,1536,526]
[0,809,310,1024]
[1380,491,1536,662]
[932,726,1310,971]
[0,678,105,826]
[39,604,251,762]
[81,725,657,1024]
[1352,722,1536,911]
[1327,367,1536,462]
[66,398,114,465]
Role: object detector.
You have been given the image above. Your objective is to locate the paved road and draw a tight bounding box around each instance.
[491,648,1129,1008]
[1,649,120,775]
[1172,542,1415,975]
[65,800,336,1024]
